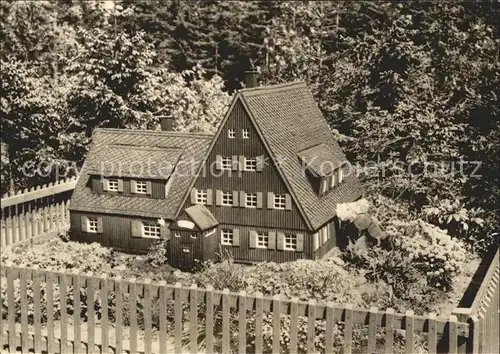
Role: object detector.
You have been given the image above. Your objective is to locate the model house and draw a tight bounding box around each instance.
[69,73,363,269]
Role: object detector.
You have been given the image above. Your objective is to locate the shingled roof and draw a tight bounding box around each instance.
[70,129,212,218]
[238,82,363,230]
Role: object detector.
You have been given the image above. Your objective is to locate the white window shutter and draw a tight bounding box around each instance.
[102,178,109,191]
[267,192,274,209]
[97,217,103,233]
[81,216,88,232]
[232,156,239,171]
[190,188,197,204]
[216,190,223,206]
[268,232,276,250]
[249,230,257,248]
[131,180,137,194]
[233,229,240,246]
[239,191,246,208]
[296,233,304,252]
[277,233,285,250]
[239,156,245,170]
[256,155,264,172]
[256,192,263,209]
[117,179,124,192]
[215,155,222,170]
[146,181,152,195]
[232,190,239,207]
[131,220,142,237]
[206,189,213,205]
[285,194,292,210]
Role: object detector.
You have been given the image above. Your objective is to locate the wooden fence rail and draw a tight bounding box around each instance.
[0,177,77,248]
[0,265,470,354]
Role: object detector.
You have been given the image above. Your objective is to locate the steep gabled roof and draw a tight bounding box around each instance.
[70,129,212,218]
[239,82,363,229]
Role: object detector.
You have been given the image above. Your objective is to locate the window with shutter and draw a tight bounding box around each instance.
[221,229,234,245]
[107,179,119,192]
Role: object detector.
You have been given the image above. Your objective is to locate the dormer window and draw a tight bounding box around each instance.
[107,179,119,192]
[242,129,250,139]
[228,129,235,139]
[135,181,148,194]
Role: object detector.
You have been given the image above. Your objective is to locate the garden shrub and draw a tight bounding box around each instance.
[145,239,168,268]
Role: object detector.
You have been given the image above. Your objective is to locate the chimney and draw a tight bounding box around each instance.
[244,69,259,88]
[159,116,174,131]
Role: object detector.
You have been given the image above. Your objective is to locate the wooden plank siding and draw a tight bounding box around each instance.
[89,176,165,199]
[69,212,163,253]
[313,217,339,259]
[186,99,308,231]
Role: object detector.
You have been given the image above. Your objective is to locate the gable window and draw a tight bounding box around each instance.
[284,234,298,251]
[242,129,250,139]
[245,193,258,208]
[256,232,269,248]
[273,194,287,209]
[228,129,235,139]
[107,179,119,192]
[221,229,233,245]
[142,221,161,238]
[136,181,148,194]
[221,191,233,206]
[87,217,99,233]
[221,157,232,170]
[196,190,208,204]
[338,168,344,183]
[244,157,257,171]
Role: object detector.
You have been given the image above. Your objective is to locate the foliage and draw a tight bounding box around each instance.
[144,239,168,268]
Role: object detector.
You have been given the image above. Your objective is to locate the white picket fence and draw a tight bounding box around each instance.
[0,177,77,248]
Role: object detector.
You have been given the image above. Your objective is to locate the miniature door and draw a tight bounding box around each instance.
[179,243,194,269]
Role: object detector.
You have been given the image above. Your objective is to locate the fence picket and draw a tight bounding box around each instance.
[60,272,68,353]
[46,272,55,353]
[222,288,230,353]
[428,312,437,354]
[189,284,198,354]
[174,282,182,354]
[129,278,138,354]
[44,203,49,233]
[33,268,42,353]
[307,299,316,353]
[272,294,282,354]
[367,306,378,353]
[12,207,19,244]
[255,292,264,353]
[73,270,82,354]
[49,203,55,231]
[101,275,109,354]
[38,199,44,232]
[385,308,395,353]
[344,303,353,354]
[144,279,153,354]
[1,211,6,247]
[239,290,247,354]
[6,211,13,245]
[6,267,15,351]
[205,285,214,354]
[115,277,124,354]
[158,281,168,354]
[31,202,38,237]
[406,310,415,352]
[325,302,335,354]
[289,297,299,354]
[20,268,29,351]
[87,275,95,354]
[449,315,458,353]
[19,205,26,241]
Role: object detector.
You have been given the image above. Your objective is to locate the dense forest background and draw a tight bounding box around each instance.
[1,0,499,251]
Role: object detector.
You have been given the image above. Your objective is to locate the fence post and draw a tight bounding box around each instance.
[405,310,415,353]
[254,291,264,354]
[73,270,81,354]
[189,283,198,354]
[33,266,42,353]
[428,312,437,354]
[343,303,353,354]
[452,307,473,353]
[174,282,182,354]
[449,314,459,353]
[222,288,230,354]
[143,278,152,354]
[307,299,316,353]
[114,276,124,354]
[238,290,247,354]
[158,280,168,354]
[6,266,15,351]
[205,285,214,354]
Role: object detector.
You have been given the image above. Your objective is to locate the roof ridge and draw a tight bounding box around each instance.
[95,128,214,139]
[238,81,306,95]
[108,144,183,152]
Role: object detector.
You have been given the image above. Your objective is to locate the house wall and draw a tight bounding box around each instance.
[69,211,161,253]
[90,177,165,199]
[313,217,339,259]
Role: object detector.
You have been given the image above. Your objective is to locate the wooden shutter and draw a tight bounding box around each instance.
[216,190,223,206]
[117,179,124,192]
[233,229,240,246]
[268,232,276,250]
[239,156,245,171]
[131,180,137,194]
[97,217,103,233]
[313,232,319,251]
[232,191,239,207]
[239,191,246,208]
[277,233,285,250]
[146,181,152,195]
[267,192,274,209]
[161,225,171,240]
[232,156,239,171]
[190,188,197,204]
[131,220,142,237]
[296,233,304,252]
[80,216,88,232]
[256,192,263,209]
[256,155,264,172]
[206,189,213,205]
[102,178,109,191]
[322,227,328,244]
[249,231,257,248]
[285,194,292,210]
[215,155,222,170]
